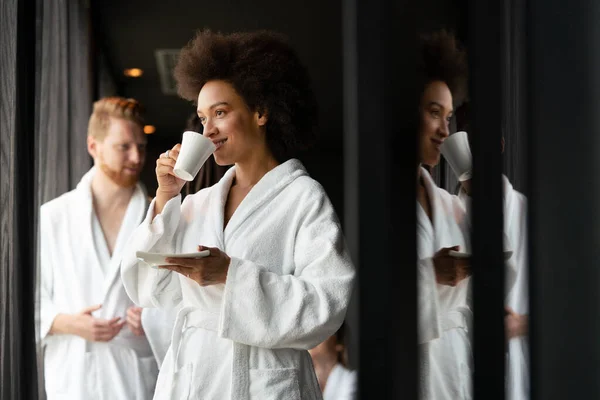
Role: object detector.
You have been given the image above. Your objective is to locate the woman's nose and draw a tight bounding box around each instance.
[439,121,450,138]
[203,120,217,138]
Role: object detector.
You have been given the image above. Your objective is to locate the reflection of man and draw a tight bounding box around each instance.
[39,97,158,399]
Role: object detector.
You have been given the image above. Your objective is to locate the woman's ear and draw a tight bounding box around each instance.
[256,108,268,127]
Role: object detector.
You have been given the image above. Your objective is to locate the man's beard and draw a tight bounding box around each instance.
[99,161,140,188]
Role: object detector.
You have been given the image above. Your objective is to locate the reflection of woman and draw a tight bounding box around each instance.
[120,30,355,399]
[309,323,357,400]
[415,31,472,400]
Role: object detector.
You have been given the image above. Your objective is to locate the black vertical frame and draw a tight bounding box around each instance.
[343,0,419,398]
[468,0,507,398]
[528,1,600,399]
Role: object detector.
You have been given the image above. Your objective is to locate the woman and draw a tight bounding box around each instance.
[415,30,472,400]
[120,30,355,400]
[309,323,357,400]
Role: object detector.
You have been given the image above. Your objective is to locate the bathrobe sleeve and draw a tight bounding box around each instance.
[121,194,189,309]
[218,190,355,350]
[39,205,59,342]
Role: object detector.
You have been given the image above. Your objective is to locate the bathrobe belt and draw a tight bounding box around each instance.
[441,307,472,334]
[171,306,221,371]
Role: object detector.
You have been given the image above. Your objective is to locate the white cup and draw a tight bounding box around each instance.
[173,131,216,181]
[440,131,473,181]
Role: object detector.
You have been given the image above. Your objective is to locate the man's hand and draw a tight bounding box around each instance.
[126,306,145,336]
[73,304,126,342]
[50,304,126,342]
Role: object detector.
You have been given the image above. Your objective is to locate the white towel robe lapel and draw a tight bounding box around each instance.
[39,168,158,400]
[121,159,355,400]
[417,167,473,400]
[458,176,529,400]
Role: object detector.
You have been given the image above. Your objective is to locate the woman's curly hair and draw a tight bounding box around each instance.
[174,30,318,162]
[418,30,468,105]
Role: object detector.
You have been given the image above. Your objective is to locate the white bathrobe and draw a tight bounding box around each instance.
[503,177,529,400]
[459,176,529,400]
[322,364,357,400]
[39,168,159,400]
[141,307,178,368]
[418,167,473,400]
[121,159,355,400]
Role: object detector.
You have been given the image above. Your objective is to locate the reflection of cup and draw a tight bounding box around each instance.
[440,131,473,181]
[173,131,216,181]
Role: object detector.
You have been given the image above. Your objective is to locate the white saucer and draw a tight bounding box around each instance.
[448,250,513,260]
[136,250,211,268]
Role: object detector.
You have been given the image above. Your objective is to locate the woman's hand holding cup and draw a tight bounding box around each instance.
[155,143,186,215]
[153,131,216,216]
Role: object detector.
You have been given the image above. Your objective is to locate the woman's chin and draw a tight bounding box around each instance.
[421,155,440,169]
[213,154,232,167]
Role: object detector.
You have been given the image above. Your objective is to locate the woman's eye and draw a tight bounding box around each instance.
[431,110,440,118]
[199,117,206,124]
[216,110,225,117]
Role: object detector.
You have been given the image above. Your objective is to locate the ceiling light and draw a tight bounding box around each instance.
[124,68,143,78]
[144,125,156,134]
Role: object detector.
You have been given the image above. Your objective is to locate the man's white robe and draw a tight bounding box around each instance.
[39,168,159,400]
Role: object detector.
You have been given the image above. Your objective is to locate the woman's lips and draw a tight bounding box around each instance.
[431,138,443,150]
[213,138,227,150]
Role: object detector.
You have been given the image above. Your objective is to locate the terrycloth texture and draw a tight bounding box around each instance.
[458,176,529,400]
[141,307,179,368]
[322,364,357,400]
[121,159,355,400]
[39,168,158,400]
[417,167,473,400]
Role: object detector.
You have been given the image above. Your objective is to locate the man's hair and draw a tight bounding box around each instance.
[87,97,145,140]
[418,30,469,105]
[173,30,318,162]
